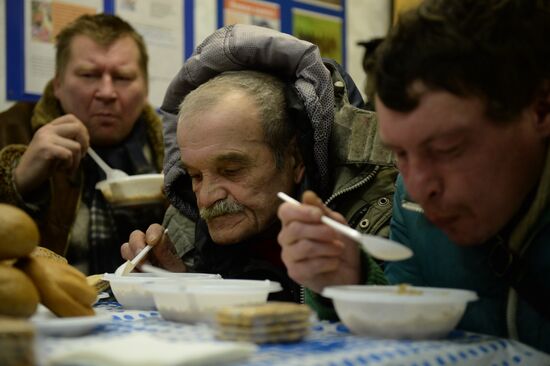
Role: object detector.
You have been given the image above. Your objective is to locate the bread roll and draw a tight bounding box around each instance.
[16,257,96,317]
[0,204,39,260]
[0,264,39,318]
[30,246,68,264]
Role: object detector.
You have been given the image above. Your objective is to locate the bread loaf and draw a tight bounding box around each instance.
[16,257,96,317]
[0,264,39,317]
[0,204,39,260]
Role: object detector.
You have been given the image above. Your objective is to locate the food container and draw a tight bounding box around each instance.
[147,279,283,323]
[102,272,221,310]
[322,285,478,339]
[95,174,164,206]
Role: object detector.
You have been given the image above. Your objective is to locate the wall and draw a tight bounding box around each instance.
[0,0,390,111]
[346,0,390,100]
[0,0,12,111]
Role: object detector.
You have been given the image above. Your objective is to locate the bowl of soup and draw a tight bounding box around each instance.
[95,174,165,206]
[322,284,478,339]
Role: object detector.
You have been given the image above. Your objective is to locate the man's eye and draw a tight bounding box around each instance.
[394,150,407,161]
[222,168,241,176]
[79,73,98,78]
[434,145,462,158]
[189,174,202,181]
[115,75,133,81]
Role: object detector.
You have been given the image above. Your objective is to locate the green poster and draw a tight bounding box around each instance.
[292,9,342,64]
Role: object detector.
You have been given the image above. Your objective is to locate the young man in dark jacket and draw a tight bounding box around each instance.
[278,0,550,353]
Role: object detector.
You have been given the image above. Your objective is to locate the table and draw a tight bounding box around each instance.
[36,300,550,366]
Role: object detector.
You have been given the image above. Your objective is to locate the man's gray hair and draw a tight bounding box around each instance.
[178,70,296,168]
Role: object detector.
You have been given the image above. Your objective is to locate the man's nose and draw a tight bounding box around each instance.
[95,74,117,101]
[196,177,227,209]
[403,159,442,204]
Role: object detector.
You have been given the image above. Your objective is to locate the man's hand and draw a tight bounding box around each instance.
[14,114,89,196]
[277,190,361,294]
[121,223,187,272]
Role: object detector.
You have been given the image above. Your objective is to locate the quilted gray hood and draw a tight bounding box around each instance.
[160,24,334,219]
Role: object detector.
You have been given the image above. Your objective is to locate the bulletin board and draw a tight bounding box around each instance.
[6,0,345,104]
[5,0,191,107]
[217,0,346,68]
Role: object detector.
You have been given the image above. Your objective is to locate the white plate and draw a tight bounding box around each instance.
[31,305,112,336]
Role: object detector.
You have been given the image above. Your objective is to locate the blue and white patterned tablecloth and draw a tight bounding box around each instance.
[36,300,550,366]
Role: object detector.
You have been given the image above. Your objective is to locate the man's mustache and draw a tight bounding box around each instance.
[200,199,244,220]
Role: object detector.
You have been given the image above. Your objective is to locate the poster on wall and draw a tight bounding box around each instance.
[24,0,100,95]
[115,0,184,107]
[292,8,342,64]
[223,0,280,30]
[295,0,341,11]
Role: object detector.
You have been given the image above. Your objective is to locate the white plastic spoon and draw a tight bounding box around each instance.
[114,228,169,276]
[277,192,413,261]
[114,244,153,276]
[87,147,128,180]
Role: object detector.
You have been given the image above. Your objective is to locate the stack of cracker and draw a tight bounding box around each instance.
[86,274,110,293]
[0,317,35,366]
[215,302,312,343]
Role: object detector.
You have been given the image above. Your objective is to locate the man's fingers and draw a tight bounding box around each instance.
[127,230,148,258]
[302,190,347,223]
[144,224,166,246]
[280,238,344,263]
[277,201,323,227]
[150,234,187,272]
[120,242,132,261]
[286,257,342,284]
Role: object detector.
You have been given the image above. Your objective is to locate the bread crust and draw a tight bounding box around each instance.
[16,257,96,317]
[0,204,39,260]
[0,264,39,318]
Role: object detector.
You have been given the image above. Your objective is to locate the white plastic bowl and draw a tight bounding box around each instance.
[103,272,221,309]
[147,279,283,323]
[322,285,478,339]
[96,173,164,206]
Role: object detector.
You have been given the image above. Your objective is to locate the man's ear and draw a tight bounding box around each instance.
[52,74,62,99]
[289,139,305,184]
[534,81,550,137]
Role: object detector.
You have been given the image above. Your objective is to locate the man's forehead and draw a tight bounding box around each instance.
[68,35,139,59]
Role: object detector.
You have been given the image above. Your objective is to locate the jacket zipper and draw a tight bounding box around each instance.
[325,166,380,206]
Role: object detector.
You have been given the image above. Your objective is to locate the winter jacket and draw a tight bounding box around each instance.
[386,144,550,353]
[308,146,550,353]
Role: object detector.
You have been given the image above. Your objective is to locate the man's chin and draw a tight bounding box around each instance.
[208,231,247,245]
[441,227,489,247]
[90,134,123,147]
[206,214,248,244]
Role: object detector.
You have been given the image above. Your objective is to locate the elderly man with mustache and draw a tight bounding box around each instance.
[121,25,397,302]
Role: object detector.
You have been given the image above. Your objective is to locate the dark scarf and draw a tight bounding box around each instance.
[192,220,302,303]
[70,119,165,274]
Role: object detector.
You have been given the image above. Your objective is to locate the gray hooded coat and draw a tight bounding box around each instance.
[159,24,397,302]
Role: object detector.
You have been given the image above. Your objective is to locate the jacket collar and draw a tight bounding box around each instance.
[509,142,550,253]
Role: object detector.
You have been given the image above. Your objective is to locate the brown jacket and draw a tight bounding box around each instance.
[0,83,164,255]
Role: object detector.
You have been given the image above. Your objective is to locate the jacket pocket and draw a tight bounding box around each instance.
[348,194,393,238]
